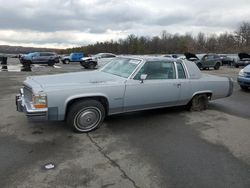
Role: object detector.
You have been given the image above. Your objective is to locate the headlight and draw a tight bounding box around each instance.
[32,94,47,108]
[238,69,245,77]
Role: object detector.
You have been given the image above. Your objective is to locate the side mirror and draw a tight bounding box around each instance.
[140,74,147,83]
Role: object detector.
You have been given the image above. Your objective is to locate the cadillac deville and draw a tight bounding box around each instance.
[16,56,233,133]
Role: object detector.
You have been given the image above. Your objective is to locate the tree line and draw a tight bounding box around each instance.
[61,22,250,55]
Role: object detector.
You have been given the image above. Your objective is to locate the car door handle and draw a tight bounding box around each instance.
[173,83,181,88]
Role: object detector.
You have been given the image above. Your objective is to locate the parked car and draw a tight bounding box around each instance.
[219,55,235,66]
[80,53,116,69]
[184,52,222,70]
[234,53,250,68]
[61,53,84,64]
[163,54,179,58]
[16,56,233,133]
[20,52,59,66]
[237,64,250,90]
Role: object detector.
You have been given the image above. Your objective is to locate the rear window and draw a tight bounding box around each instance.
[176,62,186,79]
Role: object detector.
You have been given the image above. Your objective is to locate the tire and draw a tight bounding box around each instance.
[214,62,220,70]
[67,100,105,133]
[197,63,202,69]
[48,61,55,66]
[235,64,239,68]
[88,62,96,69]
[80,61,87,68]
[23,60,31,68]
[240,85,249,91]
[189,94,209,111]
[64,59,70,64]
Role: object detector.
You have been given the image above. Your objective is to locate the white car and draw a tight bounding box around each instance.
[80,53,116,69]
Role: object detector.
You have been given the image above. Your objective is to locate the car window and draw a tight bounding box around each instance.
[207,55,214,60]
[101,58,141,78]
[40,52,51,56]
[134,61,176,80]
[106,54,116,58]
[176,62,186,79]
[101,54,107,58]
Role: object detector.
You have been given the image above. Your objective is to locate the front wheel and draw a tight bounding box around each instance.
[80,61,87,68]
[88,62,96,69]
[67,100,105,133]
[48,61,55,66]
[214,62,220,70]
[63,59,70,64]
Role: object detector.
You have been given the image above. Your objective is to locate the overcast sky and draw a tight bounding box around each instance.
[0,0,250,48]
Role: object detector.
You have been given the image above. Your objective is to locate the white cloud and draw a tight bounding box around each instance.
[0,0,249,48]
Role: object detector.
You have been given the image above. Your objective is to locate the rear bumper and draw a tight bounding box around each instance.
[16,88,48,121]
[237,77,250,87]
[227,77,234,97]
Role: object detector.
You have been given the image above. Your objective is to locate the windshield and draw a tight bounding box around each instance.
[101,58,141,78]
[92,53,103,59]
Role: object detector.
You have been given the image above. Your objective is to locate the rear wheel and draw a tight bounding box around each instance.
[189,94,209,111]
[214,62,220,70]
[67,100,105,133]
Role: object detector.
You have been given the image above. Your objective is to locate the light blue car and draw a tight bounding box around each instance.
[16,56,233,133]
[237,64,250,90]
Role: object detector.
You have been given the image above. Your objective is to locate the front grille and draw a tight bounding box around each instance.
[23,85,33,101]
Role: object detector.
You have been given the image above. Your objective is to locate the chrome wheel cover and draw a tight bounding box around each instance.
[74,107,102,131]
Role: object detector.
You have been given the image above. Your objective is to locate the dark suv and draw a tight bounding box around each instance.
[234,53,250,68]
[20,52,59,66]
[184,53,222,70]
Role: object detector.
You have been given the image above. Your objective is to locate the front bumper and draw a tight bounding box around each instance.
[235,61,250,67]
[237,76,250,87]
[16,88,48,121]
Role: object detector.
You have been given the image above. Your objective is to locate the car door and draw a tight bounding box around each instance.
[201,55,209,67]
[43,53,51,63]
[207,55,214,67]
[176,62,191,105]
[31,52,41,63]
[38,52,48,63]
[124,61,181,112]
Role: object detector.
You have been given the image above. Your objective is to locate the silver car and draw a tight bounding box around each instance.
[16,56,233,132]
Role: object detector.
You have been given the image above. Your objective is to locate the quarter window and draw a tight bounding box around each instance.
[134,61,176,80]
[176,62,186,79]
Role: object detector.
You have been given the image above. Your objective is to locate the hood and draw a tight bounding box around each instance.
[81,57,93,61]
[27,71,125,91]
[62,55,70,59]
[184,52,199,60]
[238,53,250,60]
